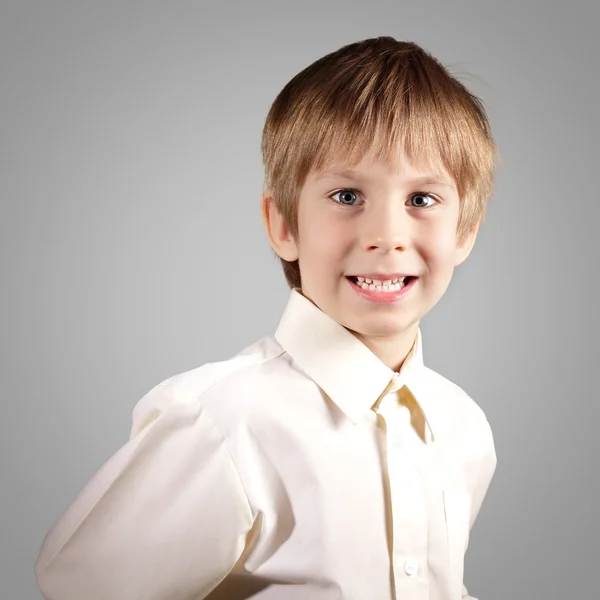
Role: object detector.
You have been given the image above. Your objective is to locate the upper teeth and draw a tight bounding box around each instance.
[357,277,407,285]
[352,276,411,292]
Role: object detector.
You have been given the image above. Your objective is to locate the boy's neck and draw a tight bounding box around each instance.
[350,322,419,373]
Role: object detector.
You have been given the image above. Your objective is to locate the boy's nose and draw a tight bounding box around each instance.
[359,204,411,253]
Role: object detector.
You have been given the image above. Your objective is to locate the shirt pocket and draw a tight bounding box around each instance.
[442,488,472,586]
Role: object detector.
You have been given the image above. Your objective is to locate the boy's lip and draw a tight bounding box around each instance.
[347,273,418,303]
[347,273,416,280]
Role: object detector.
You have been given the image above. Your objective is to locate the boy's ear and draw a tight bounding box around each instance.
[260,191,299,262]
[454,222,480,267]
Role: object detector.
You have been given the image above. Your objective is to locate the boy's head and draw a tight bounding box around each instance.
[260,37,497,359]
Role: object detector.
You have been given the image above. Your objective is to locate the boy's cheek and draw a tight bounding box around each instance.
[419,230,461,263]
[304,226,350,258]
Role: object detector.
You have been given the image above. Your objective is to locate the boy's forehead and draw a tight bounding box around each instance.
[311,151,454,185]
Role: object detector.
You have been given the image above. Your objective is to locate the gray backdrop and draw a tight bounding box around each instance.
[2,1,598,598]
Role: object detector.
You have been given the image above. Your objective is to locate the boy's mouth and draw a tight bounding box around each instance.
[346,275,417,292]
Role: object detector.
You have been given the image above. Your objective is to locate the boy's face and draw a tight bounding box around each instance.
[263,152,478,362]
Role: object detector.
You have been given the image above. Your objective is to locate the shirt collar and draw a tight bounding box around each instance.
[274,289,442,439]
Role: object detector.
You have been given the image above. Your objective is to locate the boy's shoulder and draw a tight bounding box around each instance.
[129,332,493,445]
[424,364,488,415]
[417,364,494,444]
[130,334,288,435]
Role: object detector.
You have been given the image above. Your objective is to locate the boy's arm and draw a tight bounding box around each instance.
[462,418,498,600]
[34,379,254,600]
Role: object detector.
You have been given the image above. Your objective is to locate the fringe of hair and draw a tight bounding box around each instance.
[261,37,498,289]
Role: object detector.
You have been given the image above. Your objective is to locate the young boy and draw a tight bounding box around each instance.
[35,37,498,600]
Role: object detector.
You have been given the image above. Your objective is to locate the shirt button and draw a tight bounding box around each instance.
[404,560,418,576]
[391,433,404,449]
[397,404,411,425]
[382,393,397,406]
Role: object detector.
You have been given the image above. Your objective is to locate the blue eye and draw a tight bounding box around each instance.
[409,193,436,208]
[330,190,437,207]
[331,189,362,206]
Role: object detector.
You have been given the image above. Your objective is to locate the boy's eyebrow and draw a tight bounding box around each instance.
[405,176,456,190]
[314,169,456,189]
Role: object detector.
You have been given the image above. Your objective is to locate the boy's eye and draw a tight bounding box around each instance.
[409,193,437,208]
[330,190,438,208]
[330,189,362,206]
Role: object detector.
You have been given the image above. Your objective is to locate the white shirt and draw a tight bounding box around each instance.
[35,289,497,600]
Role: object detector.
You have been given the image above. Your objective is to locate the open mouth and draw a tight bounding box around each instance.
[346,275,416,292]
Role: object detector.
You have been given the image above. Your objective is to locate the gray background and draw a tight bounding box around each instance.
[2,0,598,598]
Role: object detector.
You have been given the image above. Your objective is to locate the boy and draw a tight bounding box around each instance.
[35,37,498,600]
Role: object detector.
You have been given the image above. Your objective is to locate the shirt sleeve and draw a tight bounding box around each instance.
[34,378,255,600]
[462,418,498,600]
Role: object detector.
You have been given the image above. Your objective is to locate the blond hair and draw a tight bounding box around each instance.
[261,37,498,289]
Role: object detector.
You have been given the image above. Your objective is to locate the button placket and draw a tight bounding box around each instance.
[379,395,429,596]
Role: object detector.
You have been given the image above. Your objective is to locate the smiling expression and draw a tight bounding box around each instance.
[263,151,478,366]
